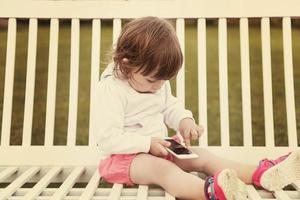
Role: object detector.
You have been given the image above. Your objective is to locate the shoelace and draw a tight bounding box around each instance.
[204,176,218,200]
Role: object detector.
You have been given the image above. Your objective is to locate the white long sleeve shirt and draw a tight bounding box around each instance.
[92,64,193,156]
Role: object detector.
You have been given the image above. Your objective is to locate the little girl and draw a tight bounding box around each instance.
[92,16,300,200]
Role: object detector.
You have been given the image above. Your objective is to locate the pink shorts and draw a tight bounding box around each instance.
[98,135,181,186]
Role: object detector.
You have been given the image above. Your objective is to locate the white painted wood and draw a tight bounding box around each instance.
[136,185,149,200]
[165,192,175,200]
[78,169,100,200]
[1,0,300,18]
[292,180,300,193]
[197,18,208,147]
[282,17,297,147]
[107,184,123,200]
[176,18,185,106]
[113,18,121,47]
[261,18,275,147]
[246,185,263,200]
[23,167,62,200]
[239,18,253,147]
[67,19,80,146]
[88,19,101,146]
[1,18,16,147]
[0,167,18,182]
[22,18,38,146]
[44,19,59,146]
[50,166,85,200]
[274,190,293,200]
[0,167,40,200]
[218,18,230,147]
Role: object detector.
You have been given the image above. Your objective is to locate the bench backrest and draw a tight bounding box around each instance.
[0,0,299,165]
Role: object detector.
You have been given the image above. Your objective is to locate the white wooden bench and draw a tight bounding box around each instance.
[0,0,300,199]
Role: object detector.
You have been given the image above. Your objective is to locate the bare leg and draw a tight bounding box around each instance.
[130,153,205,200]
[173,148,257,184]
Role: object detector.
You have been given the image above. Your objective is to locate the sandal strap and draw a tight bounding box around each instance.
[204,176,217,200]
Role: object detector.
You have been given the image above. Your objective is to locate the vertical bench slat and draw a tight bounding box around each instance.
[78,169,100,200]
[292,180,300,193]
[136,185,149,200]
[274,190,293,200]
[44,19,59,146]
[1,18,16,146]
[0,167,18,182]
[113,19,121,46]
[246,185,263,199]
[218,18,230,147]
[165,192,176,200]
[176,18,185,106]
[197,18,208,146]
[23,166,62,200]
[282,17,297,147]
[107,183,123,200]
[0,167,40,200]
[67,19,80,146]
[240,18,253,147]
[88,19,101,146]
[261,18,275,147]
[22,18,38,146]
[51,166,85,200]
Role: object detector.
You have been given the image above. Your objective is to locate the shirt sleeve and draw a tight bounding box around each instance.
[91,80,151,155]
[162,81,194,130]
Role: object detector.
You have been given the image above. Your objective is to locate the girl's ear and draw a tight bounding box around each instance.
[121,58,129,65]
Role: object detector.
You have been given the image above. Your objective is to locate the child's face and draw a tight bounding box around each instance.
[128,71,165,93]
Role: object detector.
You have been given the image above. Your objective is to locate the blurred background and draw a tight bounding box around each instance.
[0,18,299,146]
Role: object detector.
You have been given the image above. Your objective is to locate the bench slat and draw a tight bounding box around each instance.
[51,166,85,200]
[0,167,18,182]
[292,180,300,193]
[274,190,293,200]
[22,18,38,146]
[78,169,100,200]
[113,19,121,46]
[218,18,230,147]
[108,183,123,200]
[44,19,59,146]
[197,18,208,147]
[165,192,175,200]
[261,17,275,147]
[136,185,149,200]
[282,17,298,147]
[176,18,185,106]
[23,166,62,200]
[88,19,101,146]
[0,166,40,199]
[240,18,253,147]
[67,18,80,146]
[246,185,263,199]
[1,18,16,147]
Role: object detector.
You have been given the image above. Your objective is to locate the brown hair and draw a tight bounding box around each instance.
[113,16,183,80]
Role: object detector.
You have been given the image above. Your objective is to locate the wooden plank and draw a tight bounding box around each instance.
[67,18,80,146]
[1,18,16,146]
[239,18,253,147]
[113,18,121,46]
[292,180,300,193]
[23,167,62,200]
[0,167,40,200]
[0,167,18,182]
[107,184,123,200]
[218,18,230,147]
[197,18,208,147]
[261,17,275,147]
[44,19,59,146]
[176,18,185,106]
[136,185,148,200]
[165,192,175,200]
[50,166,85,200]
[282,17,297,147]
[88,19,101,146]
[1,0,300,18]
[78,169,100,200]
[274,190,292,200]
[22,18,38,146]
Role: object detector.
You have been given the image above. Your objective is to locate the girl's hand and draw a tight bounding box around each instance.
[149,137,171,157]
[178,118,204,146]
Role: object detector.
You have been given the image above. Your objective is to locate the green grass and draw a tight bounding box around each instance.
[0,19,299,146]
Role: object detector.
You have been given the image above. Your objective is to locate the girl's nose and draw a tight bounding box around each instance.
[152,80,165,90]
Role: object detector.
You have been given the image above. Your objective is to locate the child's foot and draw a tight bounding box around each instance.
[252,151,300,191]
[204,169,248,200]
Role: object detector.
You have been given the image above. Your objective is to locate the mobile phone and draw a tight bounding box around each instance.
[164,138,198,159]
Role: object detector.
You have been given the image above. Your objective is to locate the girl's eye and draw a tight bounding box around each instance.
[147,79,156,83]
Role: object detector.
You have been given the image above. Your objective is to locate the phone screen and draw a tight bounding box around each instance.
[165,139,192,155]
